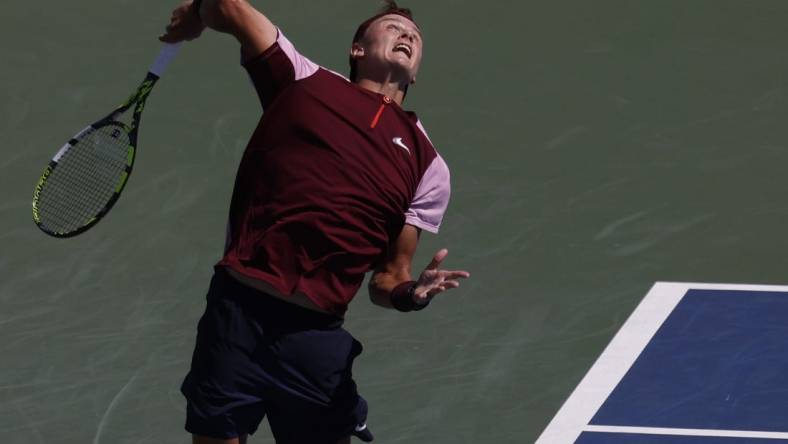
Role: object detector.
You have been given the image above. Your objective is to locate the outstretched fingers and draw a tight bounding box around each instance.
[427,273,468,294]
[442,270,471,280]
[425,248,449,270]
[415,248,471,299]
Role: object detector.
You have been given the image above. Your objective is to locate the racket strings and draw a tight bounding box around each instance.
[36,124,132,234]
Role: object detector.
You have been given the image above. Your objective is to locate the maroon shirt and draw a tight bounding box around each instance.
[217,31,451,315]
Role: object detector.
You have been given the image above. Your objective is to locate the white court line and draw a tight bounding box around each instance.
[536,281,788,444]
[536,282,686,444]
[585,425,788,440]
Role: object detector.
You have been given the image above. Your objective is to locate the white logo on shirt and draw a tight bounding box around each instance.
[392,137,411,155]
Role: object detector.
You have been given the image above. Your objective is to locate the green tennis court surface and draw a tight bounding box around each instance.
[3,1,788,442]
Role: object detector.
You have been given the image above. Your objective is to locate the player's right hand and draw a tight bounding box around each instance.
[159,0,206,43]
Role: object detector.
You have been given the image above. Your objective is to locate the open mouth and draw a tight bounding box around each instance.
[393,43,412,58]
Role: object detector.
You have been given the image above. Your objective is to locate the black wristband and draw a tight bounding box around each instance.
[390,281,428,312]
[193,0,203,19]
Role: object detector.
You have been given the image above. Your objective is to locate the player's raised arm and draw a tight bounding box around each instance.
[160,0,277,59]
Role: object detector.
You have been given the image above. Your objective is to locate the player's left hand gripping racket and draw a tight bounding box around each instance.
[32,43,182,238]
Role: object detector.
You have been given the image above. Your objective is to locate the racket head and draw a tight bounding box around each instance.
[32,120,137,238]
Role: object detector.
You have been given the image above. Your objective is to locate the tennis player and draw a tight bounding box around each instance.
[161,1,470,443]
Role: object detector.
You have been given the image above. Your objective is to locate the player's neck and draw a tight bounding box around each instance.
[356,78,407,106]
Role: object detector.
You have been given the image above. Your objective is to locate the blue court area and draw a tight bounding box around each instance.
[576,432,788,444]
[538,283,788,444]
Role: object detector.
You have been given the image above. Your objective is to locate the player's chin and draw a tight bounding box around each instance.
[395,57,418,72]
[387,62,417,83]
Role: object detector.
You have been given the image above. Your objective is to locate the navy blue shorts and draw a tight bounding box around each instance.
[181,268,368,443]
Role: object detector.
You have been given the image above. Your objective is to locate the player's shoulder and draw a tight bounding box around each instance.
[411,115,434,146]
[322,67,352,83]
[407,114,443,159]
[416,118,451,180]
[275,30,362,87]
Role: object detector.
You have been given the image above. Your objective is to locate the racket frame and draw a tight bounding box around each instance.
[32,43,180,238]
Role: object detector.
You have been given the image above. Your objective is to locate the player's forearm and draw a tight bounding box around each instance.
[199,0,277,56]
[198,0,240,33]
[368,270,412,309]
[369,272,393,308]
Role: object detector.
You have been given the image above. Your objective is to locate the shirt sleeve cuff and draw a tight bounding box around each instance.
[405,217,440,234]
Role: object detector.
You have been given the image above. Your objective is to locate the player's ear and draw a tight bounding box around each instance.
[350,42,365,60]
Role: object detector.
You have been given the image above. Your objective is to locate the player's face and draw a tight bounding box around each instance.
[357,14,423,83]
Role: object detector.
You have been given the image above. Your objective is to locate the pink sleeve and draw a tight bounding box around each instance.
[274,31,319,80]
[405,155,451,233]
[243,29,319,108]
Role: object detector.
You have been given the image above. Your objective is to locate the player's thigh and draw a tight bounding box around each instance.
[264,328,368,444]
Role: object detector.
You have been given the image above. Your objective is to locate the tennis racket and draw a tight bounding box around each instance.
[32,43,182,238]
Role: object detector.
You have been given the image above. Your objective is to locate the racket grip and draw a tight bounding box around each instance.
[149,43,183,78]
